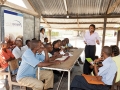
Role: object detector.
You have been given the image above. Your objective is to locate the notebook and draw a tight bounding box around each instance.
[86,58,94,65]
[55,56,69,61]
[82,74,104,85]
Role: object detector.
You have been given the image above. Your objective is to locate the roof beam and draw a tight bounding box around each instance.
[40,22,120,24]
[44,27,119,30]
[63,0,67,12]
[3,1,39,17]
[41,17,51,28]
[0,0,6,5]
[42,14,120,18]
[107,0,120,14]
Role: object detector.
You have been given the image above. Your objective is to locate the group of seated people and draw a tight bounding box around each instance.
[0,37,120,90]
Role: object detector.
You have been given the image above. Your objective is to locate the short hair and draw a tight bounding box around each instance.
[89,24,96,29]
[110,45,119,56]
[30,40,40,50]
[40,28,45,32]
[102,46,112,56]
[44,37,48,40]
[32,38,36,40]
[25,40,30,45]
[44,43,51,48]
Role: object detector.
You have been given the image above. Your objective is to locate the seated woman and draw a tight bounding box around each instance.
[110,45,120,82]
[0,41,15,72]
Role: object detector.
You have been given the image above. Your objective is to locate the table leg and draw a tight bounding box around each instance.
[68,71,70,90]
[57,72,64,90]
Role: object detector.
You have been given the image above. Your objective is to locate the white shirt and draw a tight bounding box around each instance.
[84,31,100,45]
[22,45,29,52]
[40,33,47,42]
[98,57,117,85]
[12,46,25,59]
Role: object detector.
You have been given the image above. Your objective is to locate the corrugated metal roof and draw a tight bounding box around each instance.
[29,0,66,15]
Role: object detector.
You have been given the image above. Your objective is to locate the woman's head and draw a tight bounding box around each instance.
[40,28,45,34]
[110,45,119,57]
[89,24,95,33]
[57,40,62,47]
[52,40,59,48]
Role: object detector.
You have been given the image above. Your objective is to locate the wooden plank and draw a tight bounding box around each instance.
[40,22,120,24]
[117,30,120,46]
[42,14,120,19]
[107,0,120,14]
[102,18,107,48]
[44,27,118,30]
[3,1,39,17]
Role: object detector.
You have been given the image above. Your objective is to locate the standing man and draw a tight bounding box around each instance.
[83,24,100,74]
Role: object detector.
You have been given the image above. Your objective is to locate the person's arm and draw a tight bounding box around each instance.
[37,60,61,67]
[96,33,100,45]
[44,48,49,62]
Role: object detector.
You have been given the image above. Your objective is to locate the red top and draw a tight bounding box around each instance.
[0,49,14,69]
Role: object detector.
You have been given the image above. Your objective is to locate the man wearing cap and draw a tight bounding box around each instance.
[12,38,24,61]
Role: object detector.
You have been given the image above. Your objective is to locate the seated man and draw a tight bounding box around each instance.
[43,37,48,45]
[70,46,117,90]
[12,38,24,61]
[22,40,31,51]
[110,45,120,82]
[0,41,15,71]
[16,40,61,90]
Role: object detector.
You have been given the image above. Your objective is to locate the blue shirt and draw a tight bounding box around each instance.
[36,53,45,62]
[16,49,40,81]
[98,57,117,85]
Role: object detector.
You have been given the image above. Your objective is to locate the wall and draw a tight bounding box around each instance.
[0,6,40,44]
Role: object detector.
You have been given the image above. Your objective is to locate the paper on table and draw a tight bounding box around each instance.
[60,50,65,55]
[69,53,73,56]
[55,56,69,61]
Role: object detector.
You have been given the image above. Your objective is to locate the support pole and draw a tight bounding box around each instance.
[48,29,51,42]
[102,18,107,48]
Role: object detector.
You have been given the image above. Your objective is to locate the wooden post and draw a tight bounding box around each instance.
[48,29,51,42]
[102,18,107,48]
[117,30,120,46]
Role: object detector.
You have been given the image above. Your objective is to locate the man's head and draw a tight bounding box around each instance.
[1,41,8,50]
[62,40,66,46]
[15,40,22,48]
[30,40,42,53]
[110,45,119,57]
[64,38,69,44]
[25,40,31,47]
[101,46,112,59]
[44,43,53,52]
[44,37,48,43]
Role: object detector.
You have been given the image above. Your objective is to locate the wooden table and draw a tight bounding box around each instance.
[41,48,84,90]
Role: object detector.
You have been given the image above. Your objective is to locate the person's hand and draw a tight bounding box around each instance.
[84,41,87,44]
[64,53,69,56]
[54,60,61,65]
[96,76,102,81]
[57,54,62,58]
[96,40,100,45]
[90,65,94,69]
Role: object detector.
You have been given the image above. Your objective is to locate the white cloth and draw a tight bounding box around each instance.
[22,45,29,52]
[98,57,117,85]
[40,33,47,42]
[48,53,52,58]
[12,46,25,59]
[84,31,100,45]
